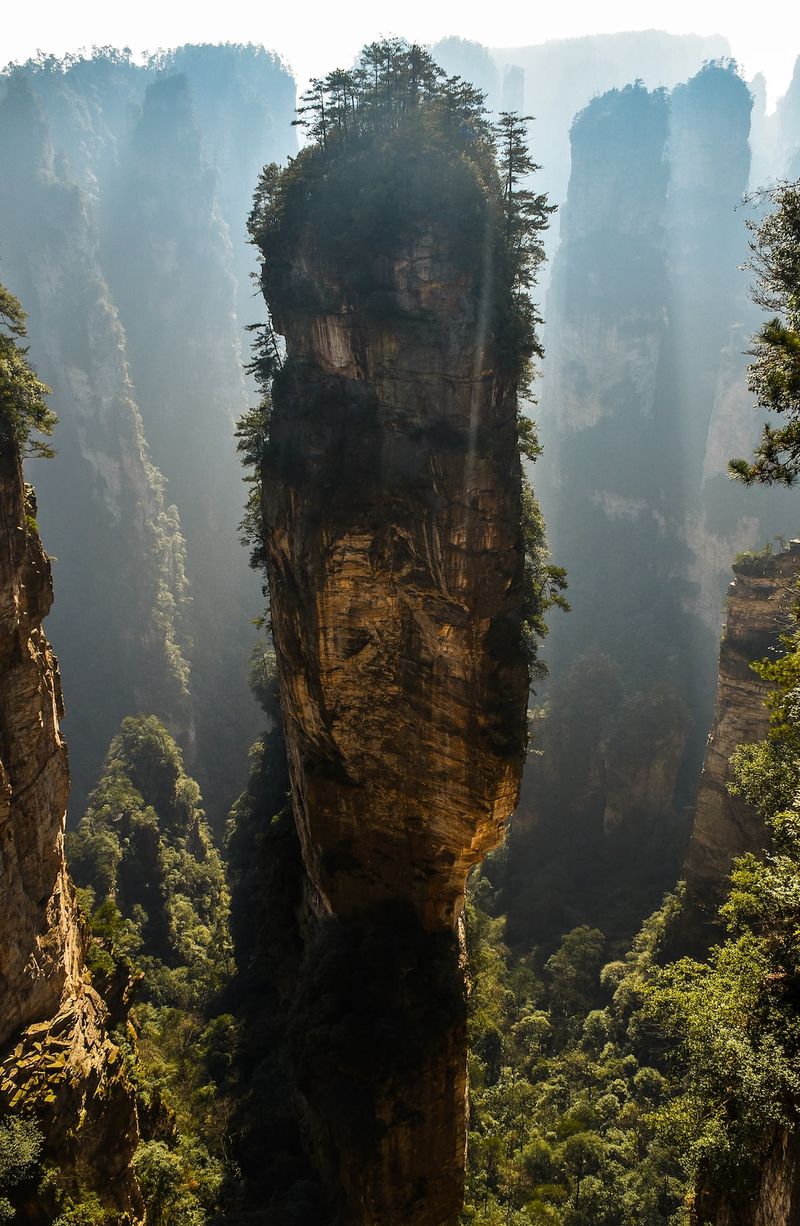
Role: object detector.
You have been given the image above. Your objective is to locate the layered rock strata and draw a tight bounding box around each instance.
[261,224,529,1222]
[677,542,800,951]
[0,444,141,1220]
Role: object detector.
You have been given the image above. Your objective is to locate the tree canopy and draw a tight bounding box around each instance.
[0,281,55,458]
[247,38,554,384]
[730,180,800,484]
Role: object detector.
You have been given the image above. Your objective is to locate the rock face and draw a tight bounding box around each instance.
[264,229,528,933]
[0,444,141,1220]
[676,543,800,952]
[0,449,78,1045]
[261,219,529,1219]
[694,1130,800,1225]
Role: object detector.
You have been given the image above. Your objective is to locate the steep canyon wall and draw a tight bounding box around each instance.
[0,442,141,1220]
[675,542,800,952]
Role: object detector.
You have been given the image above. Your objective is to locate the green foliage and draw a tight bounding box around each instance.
[0,280,56,458]
[0,1114,43,1190]
[629,618,800,1206]
[131,1138,217,1226]
[234,399,271,571]
[521,474,569,680]
[52,1190,108,1225]
[462,879,690,1224]
[66,716,235,1223]
[68,715,231,1007]
[544,927,605,1029]
[730,180,800,484]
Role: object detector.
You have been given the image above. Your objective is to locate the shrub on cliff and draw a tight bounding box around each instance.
[0,280,55,457]
[730,179,800,485]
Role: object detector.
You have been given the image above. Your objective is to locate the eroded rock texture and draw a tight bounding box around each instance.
[694,1129,800,1225]
[676,542,800,952]
[0,444,141,1221]
[261,224,529,1222]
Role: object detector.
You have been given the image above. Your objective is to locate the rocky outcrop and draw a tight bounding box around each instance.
[0,444,141,1220]
[260,211,529,1218]
[264,227,528,934]
[693,1130,800,1225]
[676,542,800,952]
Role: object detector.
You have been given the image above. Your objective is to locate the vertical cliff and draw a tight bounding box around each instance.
[539,63,759,725]
[262,224,528,1226]
[264,230,528,930]
[251,52,534,1223]
[0,441,141,1219]
[674,542,800,951]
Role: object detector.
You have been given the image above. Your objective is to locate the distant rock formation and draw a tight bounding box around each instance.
[0,75,195,814]
[539,65,764,723]
[0,47,297,823]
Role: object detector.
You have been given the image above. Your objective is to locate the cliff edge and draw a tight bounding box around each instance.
[0,443,141,1218]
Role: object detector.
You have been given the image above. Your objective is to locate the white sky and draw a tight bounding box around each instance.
[3,0,799,110]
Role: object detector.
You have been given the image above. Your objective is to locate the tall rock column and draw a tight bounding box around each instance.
[0,444,141,1218]
[254,98,531,1222]
[264,232,527,930]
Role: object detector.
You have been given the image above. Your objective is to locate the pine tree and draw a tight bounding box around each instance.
[730,180,800,484]
[0,282,55,458]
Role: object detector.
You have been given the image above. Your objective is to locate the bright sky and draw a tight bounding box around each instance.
[4,0,799,110]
